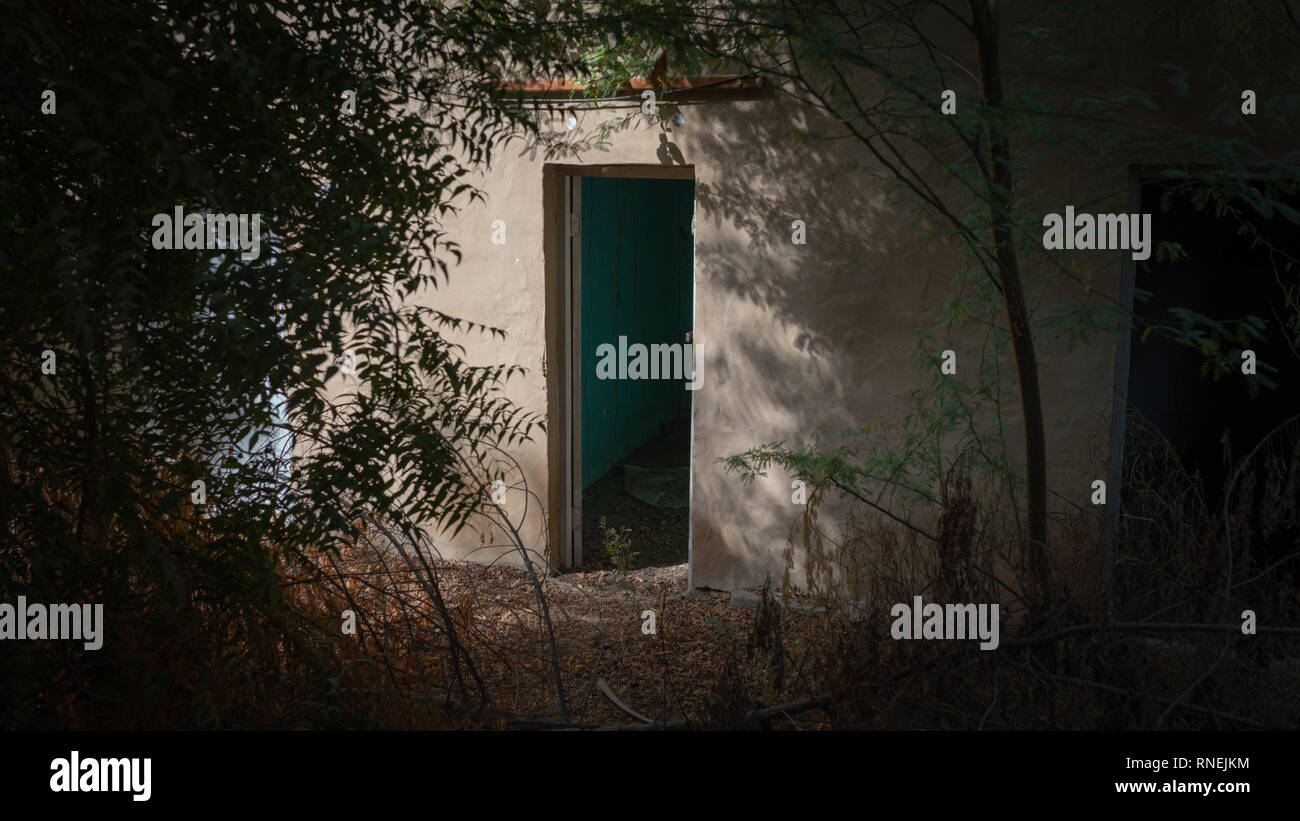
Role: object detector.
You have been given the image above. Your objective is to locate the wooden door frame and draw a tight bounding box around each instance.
[543,163,696,571]
[1101,165,1143,604]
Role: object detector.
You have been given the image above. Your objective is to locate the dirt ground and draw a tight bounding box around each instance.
[580,414,691,571]
[399,552,1300,730]
[424,557,817,727]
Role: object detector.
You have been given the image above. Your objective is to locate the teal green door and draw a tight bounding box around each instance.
[580,177,694,489]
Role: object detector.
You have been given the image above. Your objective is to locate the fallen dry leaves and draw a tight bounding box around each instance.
[411,559,821,726]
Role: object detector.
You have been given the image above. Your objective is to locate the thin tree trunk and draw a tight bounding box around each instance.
[969,0,1050,595]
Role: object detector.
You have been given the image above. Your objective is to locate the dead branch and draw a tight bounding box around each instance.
[1001,621,1300,648]
[596,678,654,723]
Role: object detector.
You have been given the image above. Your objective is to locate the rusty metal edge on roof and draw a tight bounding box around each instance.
[497,75,763,97]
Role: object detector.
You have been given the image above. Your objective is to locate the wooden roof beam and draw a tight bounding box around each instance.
[497,75,764,99]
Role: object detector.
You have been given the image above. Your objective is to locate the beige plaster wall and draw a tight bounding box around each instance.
[323,1,1294,590]
[412,87,1125,590]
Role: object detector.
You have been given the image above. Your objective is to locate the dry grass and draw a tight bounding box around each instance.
[222,413,1300,730]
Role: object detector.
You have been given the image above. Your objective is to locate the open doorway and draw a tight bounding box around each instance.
[547,166,696,573]
[1124,177,1300,506]
[1117,174,1300,589]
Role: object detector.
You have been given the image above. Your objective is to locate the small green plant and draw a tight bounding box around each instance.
[599,516,637,592]
[705,614,745,645]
